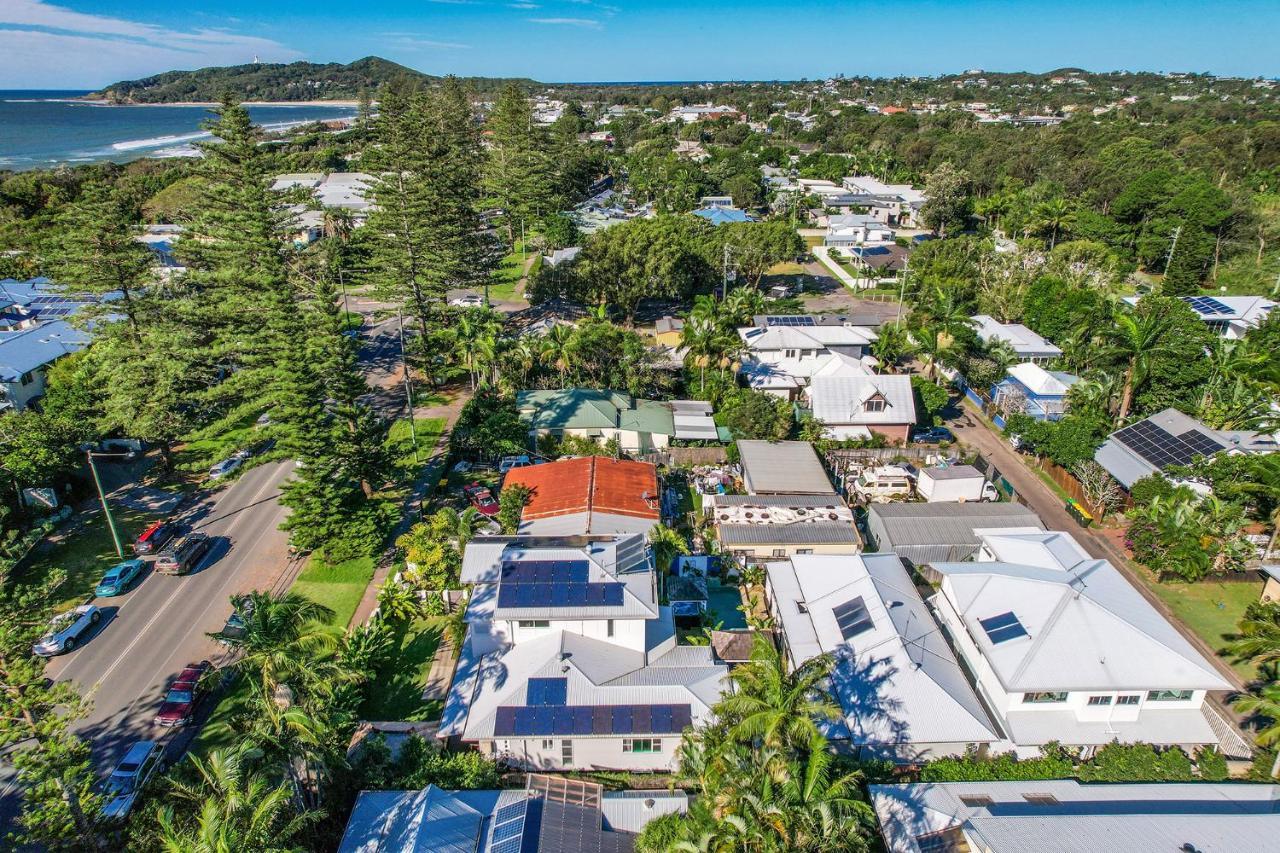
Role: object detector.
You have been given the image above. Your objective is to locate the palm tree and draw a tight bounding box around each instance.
[1104,307,1178,424]
[155,745,319,852]
[682,316,726,394]
[722,286,766,326]
[649,524,690,575]
[716,635,841,752]
[239,690,339,810]
[454,311,498,391]
[1226,602,1280,667]
[983,338,1019,371]
[540,323,575,384]
[376,579,422,622]
[1033,197,1075,249]
[870,323,914,373]
[1234,682,1280,777]
[213,590,338,697]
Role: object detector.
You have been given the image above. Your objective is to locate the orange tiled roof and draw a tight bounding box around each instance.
[503,457,660,524]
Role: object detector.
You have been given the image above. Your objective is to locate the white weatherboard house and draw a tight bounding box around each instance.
[1120,294,1276,339]
[927,528,1235,757]
[439,534,728,772]
[737,319,878,399]
[766,554,999,760]
[970,314,1062,364]
[805,373,917,445]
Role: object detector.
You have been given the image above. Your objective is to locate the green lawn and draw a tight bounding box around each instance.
[386,417,446,484]
[11,508,161,612]
[290,554,378,631]
[488,239,533,302]
[174,412,262,473]
[1140,575,1262,681]
[359,617,445,721]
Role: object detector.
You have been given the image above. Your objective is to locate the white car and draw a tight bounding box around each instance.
[100,741,164,821]
[498,455,534,474]
[449,293,485,308]
[33,604,101,656]
[208,452,247,480]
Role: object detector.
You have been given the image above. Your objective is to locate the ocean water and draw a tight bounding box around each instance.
[0,90,358,171]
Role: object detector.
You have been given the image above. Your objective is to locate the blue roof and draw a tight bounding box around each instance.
[0,320,92,381]
[692,206,752,225]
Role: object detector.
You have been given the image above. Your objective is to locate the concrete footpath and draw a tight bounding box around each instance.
[812,244,873,292]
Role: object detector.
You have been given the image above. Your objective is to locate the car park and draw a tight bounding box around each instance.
[912,426,955,444]
[155,532,212,575]
[133,518,177,555]
[154,660,212,727]
[94,559,146,597]
[32,605,102,656]
[463,482,500,516]
[100,741,164,821]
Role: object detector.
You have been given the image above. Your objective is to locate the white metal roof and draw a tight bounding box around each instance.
[1005,362,1078,396]
[807,374,917,426]
[971,315,1062,357]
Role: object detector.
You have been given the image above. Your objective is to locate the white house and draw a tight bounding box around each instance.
[927,528,1236,757]
[824,214,896,247]
[805,373,917,444]
[765,553,1000,760]
[439,535,729,772]
[839,176,927,227]
[1121,295,1277,339]
[737,319,879,399]
[0,279,99,411]
[970,314,1063,364]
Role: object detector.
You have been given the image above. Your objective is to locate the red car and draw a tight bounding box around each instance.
[133,519,177,556]
[463,482,499,516]
[154,661,212,727]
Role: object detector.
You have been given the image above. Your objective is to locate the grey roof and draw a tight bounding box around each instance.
[737,440,834,495]
[921,464,983,481]
[712,494,849,508]
[0,319,92,381]
[865,503,1044,564]
[718,522,860,546]
[807,374,917,426]
[870,780,1280,853]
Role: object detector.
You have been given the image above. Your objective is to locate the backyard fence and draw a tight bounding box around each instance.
[637,447,728,467]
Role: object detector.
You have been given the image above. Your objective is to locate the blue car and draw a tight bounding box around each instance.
[95,559,146,597]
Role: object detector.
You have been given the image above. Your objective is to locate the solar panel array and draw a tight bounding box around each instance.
[979,612,1029,644]
[497,559,624,608]
[488,799,530,853]
[1112,420,1226,469]
[493,703,693,736]
[526,677,568,706]
[1184,296,1234,316]
[765,315,816,327]
[501,560,590,584]
[27,295,92,319]
[832,596,874,640]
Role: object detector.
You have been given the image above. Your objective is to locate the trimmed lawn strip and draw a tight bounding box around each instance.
[386,417,446,485]
[11,508,162,612]
[359,617,445,721]
[1137,573,1261,681]
[488,239,532,302]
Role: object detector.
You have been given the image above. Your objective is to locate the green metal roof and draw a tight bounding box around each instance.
[516,388,675,435]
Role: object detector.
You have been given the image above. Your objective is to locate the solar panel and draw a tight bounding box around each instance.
[501,560,590,584]
[1185,296,1233,316]
[1113,420,1225,470]
[832,596,874,640]
[497,581,624,608]
[527,677,567,706]
[979,612,1029,644]
[766,315,816,327]
[489,799,529,853]
[494,704,693,736]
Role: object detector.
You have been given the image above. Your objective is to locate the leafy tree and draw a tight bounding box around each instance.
[919,162,971,237]
[451,392,529,461]
[0,408,93,488]
[910,375,949,426]
[576,215,717,321]
[718,388,792,441]
[498,483,531,534]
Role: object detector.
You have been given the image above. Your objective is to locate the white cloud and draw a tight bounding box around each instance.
[508,2,541,7]
[0,1,300,87]
[382,32,471,50]
[528,17,601,28]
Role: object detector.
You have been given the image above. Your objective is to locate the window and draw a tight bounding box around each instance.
[623,738,661,754]
[796,548,814,555]
[863,398,886,413]
[1022,692,1068,704]
[1087,695,1113,706]
[542,739,555,750]
[561,740,573,765]
[1022,794,1059,806]
[1116,695,1140,706]
[517,620,550,629]
[606,619,614,638]
[19,372,33,386]
[772,548,787,557]
[784,349,799,359]
[796,600,808,614]
[958,795,993,808]
[979,612,1029,644]
[1147,690,1194,702]
[832,596,874,640]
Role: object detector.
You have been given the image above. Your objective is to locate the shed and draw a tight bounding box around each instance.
[737,440,834,495]
[864,502,1044,566]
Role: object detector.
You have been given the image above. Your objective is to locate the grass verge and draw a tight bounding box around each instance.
[359,617,445,721]
[291,555,378,632]
[386,417,447,485]
[1137,573,1261,681]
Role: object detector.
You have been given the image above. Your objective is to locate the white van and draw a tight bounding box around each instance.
[851,465,914,503]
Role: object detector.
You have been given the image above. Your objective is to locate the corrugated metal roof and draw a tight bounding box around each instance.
[718,522,860,545]
[866,503,1043,548]
[737,440,834,494]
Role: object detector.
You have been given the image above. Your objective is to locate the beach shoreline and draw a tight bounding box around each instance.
[79,98,362,108]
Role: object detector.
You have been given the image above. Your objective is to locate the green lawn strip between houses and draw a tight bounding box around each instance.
[359,617,445,722]
[1134,573,1262,682]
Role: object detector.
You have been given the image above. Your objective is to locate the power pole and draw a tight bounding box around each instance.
[1165,225,1183,275]
[84,448,124,558]
[397,308,419,465]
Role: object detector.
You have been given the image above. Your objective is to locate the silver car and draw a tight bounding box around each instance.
[32,604,101,656]
[100,741,164,821]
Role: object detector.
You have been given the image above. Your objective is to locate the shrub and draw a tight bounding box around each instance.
[1194,746,1229,781]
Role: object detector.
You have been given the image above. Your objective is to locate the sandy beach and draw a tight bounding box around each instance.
[79,98,362,107]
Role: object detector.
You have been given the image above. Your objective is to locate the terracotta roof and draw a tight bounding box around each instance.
[503,457,660,526]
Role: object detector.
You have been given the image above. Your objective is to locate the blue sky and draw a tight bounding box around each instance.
[3,0,1278,89]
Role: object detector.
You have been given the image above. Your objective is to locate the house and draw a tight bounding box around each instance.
[704,493,861,561]
[927,528,1235,756]
[864,502,1044,567]
[870,780,1280,853]
[669,399,721,442]
[340,775,687,852]
[516,389,677,454]
[839,176,927,227]
[653,316,684,347]
[737,439,835,495]
[691,205,754,226]
[737,319,878,399]
[765,554,1000,760]
[542,246,581,268]
[1121,294,1277,339]
[441,534,729,771]
[1094,407,1279,490]
[824,214,896,247]
[992,362,1079,422]
[135,223,185,273]
[502,457,660,536]
[699,195,735,208]
[971,315,1063,364]
[805,373,917,444]
[671,104,741,123]
[843,244,911,275]
[0,278,102,411]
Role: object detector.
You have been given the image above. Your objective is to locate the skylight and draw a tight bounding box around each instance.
[832,596,873,640]
[979,611,1029,644]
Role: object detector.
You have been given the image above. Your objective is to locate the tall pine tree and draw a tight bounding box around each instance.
[485,82,558,244]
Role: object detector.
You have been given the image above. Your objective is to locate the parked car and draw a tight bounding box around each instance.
[208,451,248,480]
[155,533,212,576]
[95,559,146,597]
[912,426,955,444]
[154,660,212,727]
[33,605,102,656]
[463,482,500,516]
[498,455,534,474]
[100,741,164,821]
[133,518,177,555]
[215,596,254,645]
[449,293,485,308]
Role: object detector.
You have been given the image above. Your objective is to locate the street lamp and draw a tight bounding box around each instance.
[80,445,127,558]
